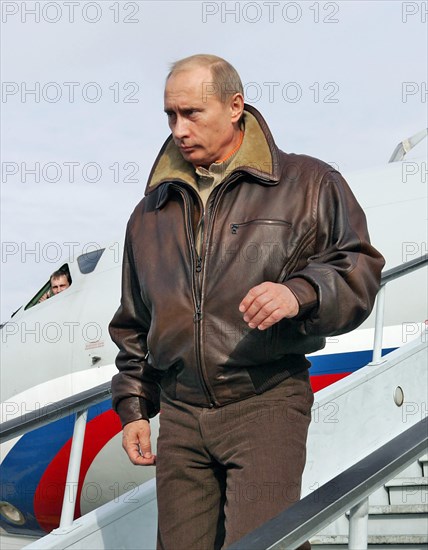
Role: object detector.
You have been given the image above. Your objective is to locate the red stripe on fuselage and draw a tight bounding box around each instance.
[34,409,122,532]
[310,372,350,392]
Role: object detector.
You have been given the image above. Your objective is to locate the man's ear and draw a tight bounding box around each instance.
[230,93,244,123]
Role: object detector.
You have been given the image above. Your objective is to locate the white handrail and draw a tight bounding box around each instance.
[58,410,88,530]
[371,284,386,364]
[348,497,369,549]
[370,254,427,365]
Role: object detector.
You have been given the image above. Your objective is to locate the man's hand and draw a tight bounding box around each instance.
[239,282,299,330]
[122,419,156,466]
[38,291,50,303]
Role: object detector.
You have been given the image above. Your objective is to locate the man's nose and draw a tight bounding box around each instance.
[172,116,189,140]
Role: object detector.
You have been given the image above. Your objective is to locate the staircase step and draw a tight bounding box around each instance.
[314,504,428,538]
[385,477,428,505]
[311,533,428,549]
[369,485,390,506]
[419,454,428,477]
[366,511,428,537]
[397,461,425,478]
[311,534,428,543]
[369,504,428,514]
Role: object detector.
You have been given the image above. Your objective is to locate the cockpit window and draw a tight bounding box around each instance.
[77,248,105,274]
[24,264,72,310]
[21,250,104,311]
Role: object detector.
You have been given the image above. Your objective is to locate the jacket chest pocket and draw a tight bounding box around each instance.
[222,219,294,278]
[230,219,292,234]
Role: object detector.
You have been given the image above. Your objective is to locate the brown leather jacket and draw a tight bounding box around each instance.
[109,105,384,427]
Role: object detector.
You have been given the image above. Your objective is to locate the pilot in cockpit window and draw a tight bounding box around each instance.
[38,268,72,303]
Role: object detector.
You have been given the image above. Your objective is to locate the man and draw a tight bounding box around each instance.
[109,54,384,549]
[39,268,71,302]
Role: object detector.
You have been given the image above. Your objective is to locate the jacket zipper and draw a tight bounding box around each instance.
[194,176,242,405]
[171,184,215,405]
[172,175,243,407]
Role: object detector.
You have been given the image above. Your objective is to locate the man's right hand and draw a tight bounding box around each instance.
[38,291,50,303]
[122,419,156,466]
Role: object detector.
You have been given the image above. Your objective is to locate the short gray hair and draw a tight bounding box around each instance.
[167,54,244,103]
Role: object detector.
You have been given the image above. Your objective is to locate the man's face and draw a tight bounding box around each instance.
[164,66,242,168]
[50,275,70,295]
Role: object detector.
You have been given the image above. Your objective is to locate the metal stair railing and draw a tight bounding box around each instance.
[227,417,428,550]
[1,254,427,537]
[0,381,112,530]
[0,382,111,444]
[371,253,427,364]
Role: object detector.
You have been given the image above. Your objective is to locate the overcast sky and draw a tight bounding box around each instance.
[1,0,427,321]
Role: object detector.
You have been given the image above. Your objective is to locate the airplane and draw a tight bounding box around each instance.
[0,130,427,540]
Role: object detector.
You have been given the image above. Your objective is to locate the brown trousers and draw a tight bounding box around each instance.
[156,370,314,550]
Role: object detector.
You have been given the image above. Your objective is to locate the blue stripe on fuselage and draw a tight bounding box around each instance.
[309,348,396,375]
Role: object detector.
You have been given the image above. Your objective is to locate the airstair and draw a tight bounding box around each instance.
[0,256,426,550]
[311,453,428,549]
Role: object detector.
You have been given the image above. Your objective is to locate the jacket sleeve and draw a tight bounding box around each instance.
[109,224,162,427]
[284,169,385,337]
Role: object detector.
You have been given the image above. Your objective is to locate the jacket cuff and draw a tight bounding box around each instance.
[283,277,318,320]
[116,397,150,428]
